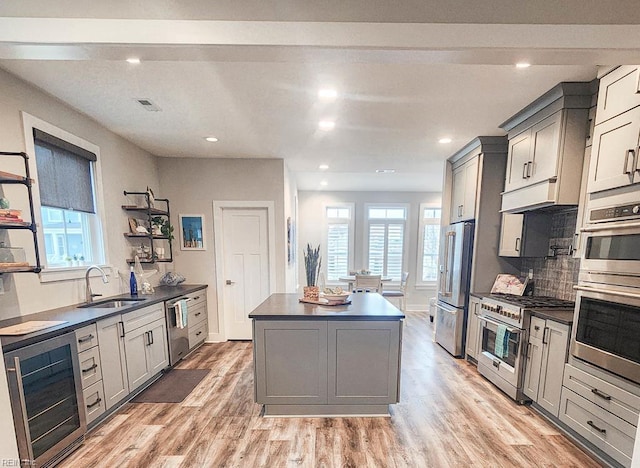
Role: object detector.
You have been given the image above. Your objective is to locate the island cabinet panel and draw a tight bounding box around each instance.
[327,321,400,404]
[254,320,328,405]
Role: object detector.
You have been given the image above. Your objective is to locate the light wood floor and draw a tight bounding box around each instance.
[61,312,601,467]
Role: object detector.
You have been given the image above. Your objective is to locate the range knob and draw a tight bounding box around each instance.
[633,205,640,214]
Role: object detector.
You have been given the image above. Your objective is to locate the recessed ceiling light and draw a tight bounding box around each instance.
[439,138,452,144]
[376,169,396,173]
[318,88,338,100]
[318,120,335,131]
[516,62,531,69]
[320,180,328,186]
[319,164,329,170]
[204,136,219,142]
[126,57,141,64]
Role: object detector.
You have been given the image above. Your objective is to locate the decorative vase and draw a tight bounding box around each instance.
[303,286,319,301]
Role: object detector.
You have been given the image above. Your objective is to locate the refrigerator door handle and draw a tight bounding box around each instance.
[443,231,456,296]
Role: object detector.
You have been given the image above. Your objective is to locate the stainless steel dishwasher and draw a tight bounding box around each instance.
[165,297,190,366]
[5,332,86,467]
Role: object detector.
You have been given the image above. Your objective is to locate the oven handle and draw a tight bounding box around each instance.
[580,221,640,232]
[574,285,640,300]
[477,315,522,334]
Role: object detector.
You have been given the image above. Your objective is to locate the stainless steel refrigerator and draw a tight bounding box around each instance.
[435,221,474,357]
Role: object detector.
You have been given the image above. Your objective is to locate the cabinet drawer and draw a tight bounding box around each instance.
[83,380,106,425]
[188,302,207,327]
[75,323,98,352]
[123,303,164,333]
[186,290,206,308]
[529,317,546,341]
[563,364,640,426]
[596,65,640,124]
[189,321,207,349]
[560,387,635,467]
[78,346,103,389]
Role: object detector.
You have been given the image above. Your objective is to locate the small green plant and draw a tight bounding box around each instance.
[151,216,175,242]
[303,243,321,287]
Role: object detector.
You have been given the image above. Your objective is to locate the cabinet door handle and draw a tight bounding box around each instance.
[526,161,533,178]
[522,162,528,179]
[87,397,102,409]
[150,330,154,345]
[78,334,94,344]
[587,420,606,434]
[515,238,521,252]
[82,363,98,374]
[526,342,531,359]
[118,321,125,338]
[542,327,549,345]
[624,149,635,175]
[145,331,151,346]
[635,146,640,173]
[591,388,612,401]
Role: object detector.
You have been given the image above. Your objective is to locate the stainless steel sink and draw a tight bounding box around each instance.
[78,298,146,308]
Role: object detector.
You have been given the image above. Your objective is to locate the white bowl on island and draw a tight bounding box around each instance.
[322,293,351,304]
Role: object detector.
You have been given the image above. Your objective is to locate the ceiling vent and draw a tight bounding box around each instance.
[134,98,161,112]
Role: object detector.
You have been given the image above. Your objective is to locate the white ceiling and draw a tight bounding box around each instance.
[0,2,639,191]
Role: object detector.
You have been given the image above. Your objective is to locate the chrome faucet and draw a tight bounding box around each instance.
[85,265,109,304]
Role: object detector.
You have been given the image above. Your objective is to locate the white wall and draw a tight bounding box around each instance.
[298,190,441,311]
[157,157,287,341]
[0,67,162,319]
[283,162,298,292]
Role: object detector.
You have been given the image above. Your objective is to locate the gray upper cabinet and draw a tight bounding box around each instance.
[450,156,479,223]
[500,82,592,213]
[96,315,129,410]
[498,212,551,258]
[594,65,640,125]
[588,100,640,194]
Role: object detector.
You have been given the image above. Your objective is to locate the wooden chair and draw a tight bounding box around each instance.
[382,271,409,311]
[353,274,382,293]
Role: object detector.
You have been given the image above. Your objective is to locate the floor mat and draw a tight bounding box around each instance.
[131,369,210,403]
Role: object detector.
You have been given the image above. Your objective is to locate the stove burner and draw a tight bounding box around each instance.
[488,294,574,309]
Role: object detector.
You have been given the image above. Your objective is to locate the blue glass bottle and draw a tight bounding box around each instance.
[129,266,138,296]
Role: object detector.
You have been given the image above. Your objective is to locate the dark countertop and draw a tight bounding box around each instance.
[470,292,492,299]
[530,309,574,326]
[0,284,207,352]
[249,293,405,320]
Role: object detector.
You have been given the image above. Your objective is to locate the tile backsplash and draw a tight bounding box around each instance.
[520,208,580,301]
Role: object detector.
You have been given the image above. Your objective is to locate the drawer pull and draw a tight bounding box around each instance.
[591,388,612,401]
[195,312,201,317]
[193,296,200,300]
[78,334,94,343]
[587,420,606,434]
[196,331,202,336]
[87,397,102,409]
[82,363,98,373]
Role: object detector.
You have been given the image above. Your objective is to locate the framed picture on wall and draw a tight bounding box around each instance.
[179,214,206,250]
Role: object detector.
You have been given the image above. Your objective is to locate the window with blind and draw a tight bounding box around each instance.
[366,206,407,281]
[417,205,441,284]
[325,205,353,282]
[33,128,105,268]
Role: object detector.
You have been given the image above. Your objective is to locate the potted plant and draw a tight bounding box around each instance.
[151,216,175,241]
[303,243,321,300]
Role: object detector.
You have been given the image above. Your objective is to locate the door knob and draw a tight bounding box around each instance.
[226,280,235,285]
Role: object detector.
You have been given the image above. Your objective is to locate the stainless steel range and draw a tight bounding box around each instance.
[477,294,574,402]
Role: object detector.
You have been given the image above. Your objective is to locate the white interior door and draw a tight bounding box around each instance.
[221,208,271,340]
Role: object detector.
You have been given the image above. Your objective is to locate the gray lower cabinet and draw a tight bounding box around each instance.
[327,321,400,404]
[75,323,106,425]
[465,296,482,361]
[253,319,402,411]
[96,314,129,410]
[124,306,169,392]
[254,320,328,405]
[523,317,570,417]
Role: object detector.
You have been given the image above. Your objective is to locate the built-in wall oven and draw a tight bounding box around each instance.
[4,332,86,467]
[572,277,640,385]
[572,200,640,385]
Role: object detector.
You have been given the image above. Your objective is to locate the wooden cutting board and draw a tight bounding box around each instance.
[0,320,68,335]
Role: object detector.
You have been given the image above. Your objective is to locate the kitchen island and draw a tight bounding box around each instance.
[249,292,404,416]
